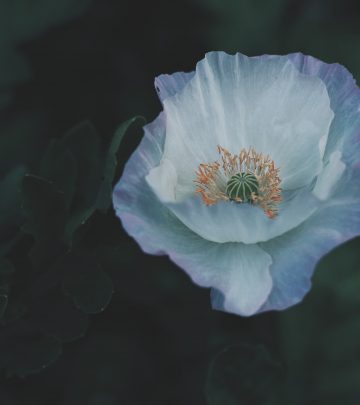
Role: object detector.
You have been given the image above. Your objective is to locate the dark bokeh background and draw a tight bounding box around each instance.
[1,1,360,404]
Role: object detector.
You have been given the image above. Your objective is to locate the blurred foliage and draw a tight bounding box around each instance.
[195,0,288,53]
[205,344,283,405]
[279,237,360,405]
[0,0,93,111]
[0,115,141,379]
[0,0,359,404]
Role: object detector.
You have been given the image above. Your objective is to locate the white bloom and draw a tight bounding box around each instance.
[113,52,360,316]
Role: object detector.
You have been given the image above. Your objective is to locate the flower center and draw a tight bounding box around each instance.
[226,172,259,202]
[195,146,282,218]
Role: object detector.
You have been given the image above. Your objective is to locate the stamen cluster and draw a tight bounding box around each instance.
[195,146,282,218]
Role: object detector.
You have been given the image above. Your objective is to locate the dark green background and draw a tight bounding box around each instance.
[1,0,360,404]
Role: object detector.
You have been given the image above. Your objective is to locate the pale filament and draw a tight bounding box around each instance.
[195,146,282,218]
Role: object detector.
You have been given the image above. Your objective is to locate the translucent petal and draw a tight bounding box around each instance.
[113,114,272,316]
[146,158,177,202]
[288,53,360,163]
[155,71,194,104]
[313,151,345,200]
[256,54,360,312]
[167,187,319,244]
[114,52,360,316]
[148,52,334,203]
[113,113,191,256]
[173,243,273,316]
[259,170,360,312]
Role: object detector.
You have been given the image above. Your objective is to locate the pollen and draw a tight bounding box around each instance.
[195,146,282,218]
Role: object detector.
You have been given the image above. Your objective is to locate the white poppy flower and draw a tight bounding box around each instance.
[113,52,360,316]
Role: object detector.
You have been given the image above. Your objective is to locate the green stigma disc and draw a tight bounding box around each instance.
[225,172,259,202]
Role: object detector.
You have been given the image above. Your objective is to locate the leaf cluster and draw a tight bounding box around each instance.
[0,117,143,377]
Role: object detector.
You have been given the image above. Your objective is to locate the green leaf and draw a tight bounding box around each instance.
[22,174,66,240]
[22,174,67,264]
[60,122,102,245]
[62,121,102,209]
[30,291,89,342]
[63,269,113,315]
[61,117,144,245]
[96,116,145,212]
[64,205,95,247]
[0,322,62,378]
[205,344,283,405]
[40,139,78,209]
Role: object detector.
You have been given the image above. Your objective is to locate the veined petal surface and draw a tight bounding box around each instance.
[260,168,360,312]
[114,51,360,316]
[147,52,334,204]
[155,71,195,104]
[113,114,273,316]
